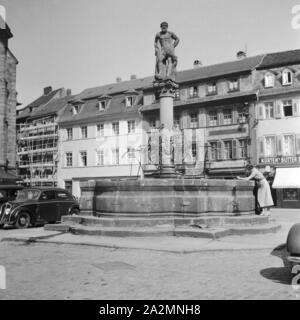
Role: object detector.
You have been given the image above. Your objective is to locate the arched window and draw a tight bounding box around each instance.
[264,72,275,88]
[282,69,293,85]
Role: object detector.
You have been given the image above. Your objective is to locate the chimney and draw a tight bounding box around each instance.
[66,88,72,96]
[236,51,247,60]
[193,60,202,68]
[116,77,122,83]
[43,86,52,95]
[130,74,137,80]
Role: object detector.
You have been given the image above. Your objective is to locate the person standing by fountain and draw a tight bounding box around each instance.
[237,164,274,216]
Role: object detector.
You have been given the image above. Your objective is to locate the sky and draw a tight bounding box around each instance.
[1,0,300,107]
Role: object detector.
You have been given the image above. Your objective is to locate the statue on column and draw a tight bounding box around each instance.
[154,22,180,82]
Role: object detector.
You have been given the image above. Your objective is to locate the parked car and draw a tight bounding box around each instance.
[0,185,24,206]
[286,223,300,269]
[0,187,80,229]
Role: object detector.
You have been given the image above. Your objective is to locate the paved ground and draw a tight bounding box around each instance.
[0,209,299,300]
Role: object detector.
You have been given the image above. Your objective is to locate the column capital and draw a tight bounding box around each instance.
[153,79,179,98]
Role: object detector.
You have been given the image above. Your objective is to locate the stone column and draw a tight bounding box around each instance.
[153,79,179,177]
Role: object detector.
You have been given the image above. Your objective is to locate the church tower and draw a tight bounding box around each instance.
[0,12,18,180]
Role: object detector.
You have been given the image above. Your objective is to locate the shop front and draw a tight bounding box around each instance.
[272,166,300,209]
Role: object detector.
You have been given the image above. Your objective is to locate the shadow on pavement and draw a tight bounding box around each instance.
[260,244,292,285]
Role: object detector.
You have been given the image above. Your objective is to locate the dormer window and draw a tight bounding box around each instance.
[97,95,111,111]
[99,100,106,111]
[228,79,239,92]
[72,105,79,115]
[282,69,293,86]
[71,100,84,115]
[126,96,134,107]
[264,72,275,88]
[125,89,138,107]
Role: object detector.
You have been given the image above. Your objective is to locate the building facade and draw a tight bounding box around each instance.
[0,22,18,185]
[141,54,264,178]
[57,79,152,197]
[17,88,70,186]
[253,50,300,208]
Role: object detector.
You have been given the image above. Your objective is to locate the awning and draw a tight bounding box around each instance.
[273,167,300,189]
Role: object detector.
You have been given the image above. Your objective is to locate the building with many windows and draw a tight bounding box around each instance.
[16,87,71,186]
[52,48,300,208]
[57,78,152,197]
[141,52,263,177]
[253,50,300,208]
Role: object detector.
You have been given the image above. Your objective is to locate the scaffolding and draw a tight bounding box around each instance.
[17,116,59,186]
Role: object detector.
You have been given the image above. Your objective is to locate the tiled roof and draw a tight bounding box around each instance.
[175,54,264,84]
[258,49,300,69]
[76,55,264,101]
[17,88,63,120]
[59,94,143,125]
[29,96,72,119]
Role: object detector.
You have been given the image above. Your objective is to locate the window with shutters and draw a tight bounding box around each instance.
[189,86,198,98]
[66,128,73,140]
[224,141,233,160]
[190,112,198,128]
[112,122,119,135]
[239,139,248,159]
[81,126,88,139]
[223,110,232,125]
[208,111,218,126]
[283,135,295,156]
[96,149,104,166]
[264,102,274,119]
[112,148,119,165]
[265,136,276,157]
[65,152,72,167]
[207,83,217,95]
[97,123,104,136]
[79,151,87,167]
[210,142,218,160]
[228,79,239,92]
[283,100,293,117]
[174,89,180,101]
[127,120,136,134]
[282,69,293,86]
[174,115,180,128]
[238,111,247,124]
[264,73,275,88]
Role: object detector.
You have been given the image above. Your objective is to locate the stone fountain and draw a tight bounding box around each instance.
[47,22,280,238]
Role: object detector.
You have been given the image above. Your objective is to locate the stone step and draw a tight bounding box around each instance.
[45,222,281,239]
[61,214,270,228]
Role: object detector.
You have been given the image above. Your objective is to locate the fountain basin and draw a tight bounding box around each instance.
[79,179,255,216]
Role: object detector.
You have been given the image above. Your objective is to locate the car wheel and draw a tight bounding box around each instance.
[15,212,31,229]
[70,208,80,216]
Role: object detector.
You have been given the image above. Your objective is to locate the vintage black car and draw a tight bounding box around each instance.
[0,185,24,206]
[0,187,80,229]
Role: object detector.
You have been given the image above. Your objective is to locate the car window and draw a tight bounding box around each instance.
[40,191,56,200]
[56,191,71,200]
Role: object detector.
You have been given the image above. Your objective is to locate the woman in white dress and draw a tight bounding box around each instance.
[237,164,274,216]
